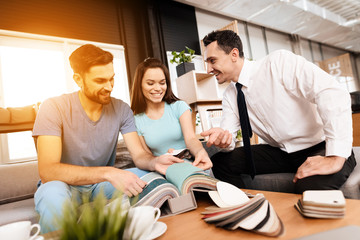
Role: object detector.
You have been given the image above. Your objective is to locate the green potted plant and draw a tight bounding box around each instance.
[170,46,196,77]
[55,191,134,240]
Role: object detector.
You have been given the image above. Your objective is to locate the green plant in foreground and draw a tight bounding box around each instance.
[170,46,195,65]
[57,191,130,240]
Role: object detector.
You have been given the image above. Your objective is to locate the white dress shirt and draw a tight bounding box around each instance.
[221,50,352,159]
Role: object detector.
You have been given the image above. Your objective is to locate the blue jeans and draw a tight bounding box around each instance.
[34,167,149,234]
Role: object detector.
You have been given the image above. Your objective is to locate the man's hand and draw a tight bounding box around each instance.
[192,149,213,170]
[107,168,147,197]
[200,127,232,148]
[152,155,184,175]
[293,155,346,183]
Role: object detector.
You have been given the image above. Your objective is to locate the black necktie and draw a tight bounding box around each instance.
[236,82,256,178]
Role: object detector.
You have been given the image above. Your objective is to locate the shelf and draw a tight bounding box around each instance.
[176,70,231,132]
[176,70,230,105]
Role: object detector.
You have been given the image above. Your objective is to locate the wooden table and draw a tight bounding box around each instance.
[157,190,360,240]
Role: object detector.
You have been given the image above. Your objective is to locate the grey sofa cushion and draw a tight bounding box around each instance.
[0,161,39,204]
[0,198,38,225]
[337,147,360,199]
[0,161,39,226]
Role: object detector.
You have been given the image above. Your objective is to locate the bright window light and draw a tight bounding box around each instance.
[0,46,66,107]
[7,131,37,160]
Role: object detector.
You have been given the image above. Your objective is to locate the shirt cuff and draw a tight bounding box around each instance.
[325,139,352,159]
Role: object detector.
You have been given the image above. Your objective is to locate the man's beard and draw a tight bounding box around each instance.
[83,84,111,105]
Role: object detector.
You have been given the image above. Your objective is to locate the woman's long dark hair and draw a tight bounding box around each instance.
[131,58,179,115]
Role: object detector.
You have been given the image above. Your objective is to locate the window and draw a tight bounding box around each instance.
[0,30,129,164]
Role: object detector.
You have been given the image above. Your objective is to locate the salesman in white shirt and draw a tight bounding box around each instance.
[201,30,356,193]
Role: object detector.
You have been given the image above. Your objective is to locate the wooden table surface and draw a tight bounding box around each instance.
[157,189,360,240]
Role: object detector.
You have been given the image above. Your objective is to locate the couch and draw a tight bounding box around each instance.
[0,104,39,134]
[1,138,359,226]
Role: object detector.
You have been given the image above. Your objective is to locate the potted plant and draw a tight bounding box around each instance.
[170,46,196,77]
[55,191,133,240]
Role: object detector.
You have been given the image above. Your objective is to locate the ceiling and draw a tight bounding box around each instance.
[175,0,360,53]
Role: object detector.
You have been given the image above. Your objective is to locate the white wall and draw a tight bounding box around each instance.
[237,22,250,59]
[300,38,313,62]
[247,25,267,60]
[266,29,292,54]
[310,41,323,63]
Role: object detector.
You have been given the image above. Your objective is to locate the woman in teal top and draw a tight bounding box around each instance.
[131,58,212,171]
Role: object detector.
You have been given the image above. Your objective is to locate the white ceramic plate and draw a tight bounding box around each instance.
[146,221,167,240]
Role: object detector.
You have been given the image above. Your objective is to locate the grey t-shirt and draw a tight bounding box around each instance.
[32,91,136,167]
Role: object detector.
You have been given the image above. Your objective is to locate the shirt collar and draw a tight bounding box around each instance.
[232,58,254,89]
[239,58,254,86]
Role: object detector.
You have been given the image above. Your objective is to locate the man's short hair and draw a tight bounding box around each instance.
[203,30,244,58]
[69,44,113,75]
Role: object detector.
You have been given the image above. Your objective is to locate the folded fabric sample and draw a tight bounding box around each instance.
[294,190,346,219]
[202,193,284,237]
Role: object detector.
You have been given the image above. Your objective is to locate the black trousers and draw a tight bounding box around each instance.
[211,142,356,193]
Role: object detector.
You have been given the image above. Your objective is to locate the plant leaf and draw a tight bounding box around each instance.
[58,190,128,240]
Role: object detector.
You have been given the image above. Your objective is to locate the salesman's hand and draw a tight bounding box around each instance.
[192,148,213,170]
[152,154,184,175]
[293,155,346,183]
[200,127,232,148]
[107,168,147,197]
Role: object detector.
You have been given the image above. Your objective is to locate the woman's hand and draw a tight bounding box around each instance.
[151,154,184,175]
[192,148,213,170]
